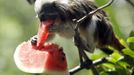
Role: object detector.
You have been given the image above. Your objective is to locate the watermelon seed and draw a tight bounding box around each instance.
[61,56,65,61]
[61,52,65,56]
[59,47,63,52]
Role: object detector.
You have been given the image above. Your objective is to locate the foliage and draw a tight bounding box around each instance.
[0,0,134,75]
[96,30,134,75]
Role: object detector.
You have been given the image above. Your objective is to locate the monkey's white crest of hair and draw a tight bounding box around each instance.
[34,0,69,14]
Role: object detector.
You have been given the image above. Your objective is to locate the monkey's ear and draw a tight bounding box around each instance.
[27,0,36,4]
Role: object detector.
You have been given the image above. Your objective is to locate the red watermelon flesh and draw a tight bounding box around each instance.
[44,47,67,71]
[37,19,53,48]
[14,41,68,74]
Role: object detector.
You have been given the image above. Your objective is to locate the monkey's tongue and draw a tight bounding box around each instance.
[37,19,53,47]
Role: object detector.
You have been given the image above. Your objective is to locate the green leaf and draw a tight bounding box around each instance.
[103,63,128,75]
[129,30,134,37]
[101,61,129,75]
[101,63,115,71]
[123,48,134,58]
[100,71,109,75]
[114,64,128,75]
[108,52,122,63]
[123,55,134,66]
[127,37,134,43]
[117,61,129,69]
[128,43,134,51]
[106,71,118,75]
[127,30,134,51]
[127,37,134,50]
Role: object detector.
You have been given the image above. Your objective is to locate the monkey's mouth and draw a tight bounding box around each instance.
[37,19,55,47]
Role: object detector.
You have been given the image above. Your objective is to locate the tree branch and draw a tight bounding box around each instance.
[74,0,114,25]
[69,56,124,75]
[69,57,108,75]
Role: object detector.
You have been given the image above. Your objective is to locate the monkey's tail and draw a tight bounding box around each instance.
[109,33,125,52]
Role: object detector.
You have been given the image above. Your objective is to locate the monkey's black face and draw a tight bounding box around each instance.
[37,3,63,21]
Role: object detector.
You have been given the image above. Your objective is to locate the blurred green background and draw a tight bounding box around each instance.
[0,0,134,75]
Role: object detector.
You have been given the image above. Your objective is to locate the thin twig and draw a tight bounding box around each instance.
[81,49,99,75]
[75,0,114,25]
[126,0,134,7]
[78,0,113,23]
[69,56,124,75]
[69,57,108,75]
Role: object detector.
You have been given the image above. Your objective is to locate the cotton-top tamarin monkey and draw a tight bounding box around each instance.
[27,0,125,74]
[27,0,125,73]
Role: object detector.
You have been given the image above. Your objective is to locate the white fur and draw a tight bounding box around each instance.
[34,0,69,14]
[86,15,98,52]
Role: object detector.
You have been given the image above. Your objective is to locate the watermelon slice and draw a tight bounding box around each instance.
[14,41,69,75]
